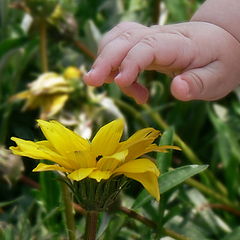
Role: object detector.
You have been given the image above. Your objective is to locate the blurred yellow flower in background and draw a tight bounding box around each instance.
[63,66,82,80]
[11,69,80,119]
[10,119,180,201]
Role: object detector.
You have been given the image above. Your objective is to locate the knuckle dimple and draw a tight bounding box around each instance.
[99,22,133,45]
[119,31,133,42]
[140,35,158,48]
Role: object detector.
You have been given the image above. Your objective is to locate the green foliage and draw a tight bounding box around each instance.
[0,0,240,239]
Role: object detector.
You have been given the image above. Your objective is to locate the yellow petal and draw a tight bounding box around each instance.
[37,120,90,158]
[10,90,31,101]
[125,140,154,161]
[91,119,124,157]
[37,140,56,150]
[126,144,181,160]
[33,163,70,172]
[96,150,128,171]
[113,158,160,176]
[10,137,73,170]
[118,128,160,150]
[67,168,95,181]
[145,144,181,153]
[124,172,160,201]
[24,95,43,110]
[88,170,112,182]
[65,150,96,169]
[29,72,71,95]
[41,94,68,117]
[117,128,161,160]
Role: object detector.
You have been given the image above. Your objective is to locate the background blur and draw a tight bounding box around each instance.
[1,0,240,239]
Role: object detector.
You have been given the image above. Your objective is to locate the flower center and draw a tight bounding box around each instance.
[96,155,103,161]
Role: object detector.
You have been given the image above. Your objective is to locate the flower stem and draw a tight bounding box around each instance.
[85,211,98,240]
[162,228,191,240]
[73,38,96,60]
[119,206,156,228]
[61,182,76,240]
[39,19,48,72]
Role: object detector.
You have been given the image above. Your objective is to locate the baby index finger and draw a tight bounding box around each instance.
[85,27,154,87]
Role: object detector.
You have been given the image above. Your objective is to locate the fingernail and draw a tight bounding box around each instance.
[115,72,129,87]
[176,76,190,95]
[86,69,94,76]
[171,76,192,101]
[114,72,122,81]
[84,69,94,84]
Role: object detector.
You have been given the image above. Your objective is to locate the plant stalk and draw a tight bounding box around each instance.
[73,39,96,60]
[39,19,48,72]
[61,182,76,240]
[85,211,98,240]
[162,228,191,240]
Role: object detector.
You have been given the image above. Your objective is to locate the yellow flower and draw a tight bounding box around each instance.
[11,72,72,119]
[10,119,180,201]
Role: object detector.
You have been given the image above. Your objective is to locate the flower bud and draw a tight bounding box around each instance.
[63,66,82,80]
[25,0,58,18]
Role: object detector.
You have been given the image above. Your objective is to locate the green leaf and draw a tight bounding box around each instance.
[132,164,208,209]
[84,20,102,53]
[160,165,208,194]
[97,213,112,239]
[37,171,62,233]
[208,104,240,199]
[187,189,230,235]
[0,197,21,208]
[0,37,27,58]
[103,213,128,240]
[222,227,240,240]
[156,127,174,173]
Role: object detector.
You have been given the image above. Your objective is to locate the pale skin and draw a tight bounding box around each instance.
[84,0,240,104]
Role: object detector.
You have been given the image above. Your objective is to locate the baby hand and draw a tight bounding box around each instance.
[84,21,240,103]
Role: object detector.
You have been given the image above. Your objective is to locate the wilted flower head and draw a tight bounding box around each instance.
[25,0,58,18]
[10,119,180,209]
[12,72,73,119]
[0,146,24,186]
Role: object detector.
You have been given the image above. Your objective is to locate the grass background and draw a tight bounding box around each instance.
[0,0,240,239]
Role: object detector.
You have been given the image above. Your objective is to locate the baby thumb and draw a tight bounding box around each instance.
[170,62,228,101]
